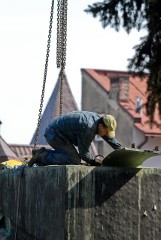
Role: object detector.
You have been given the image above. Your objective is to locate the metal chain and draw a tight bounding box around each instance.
[34,0,55,148]
[56,0,68,116]
[56,0,61,68]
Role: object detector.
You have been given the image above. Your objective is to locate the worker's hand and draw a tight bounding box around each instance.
[94,155,104,164]
[81,155,104,166]
[81,160,88,166]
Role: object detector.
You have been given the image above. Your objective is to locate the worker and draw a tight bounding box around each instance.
[28,111,122,167]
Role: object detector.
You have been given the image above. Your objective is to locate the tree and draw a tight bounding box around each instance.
[85,0,161,124]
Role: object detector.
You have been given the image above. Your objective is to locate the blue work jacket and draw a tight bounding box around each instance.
[46,111,122,162]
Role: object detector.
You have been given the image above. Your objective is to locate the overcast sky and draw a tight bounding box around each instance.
[0,0,145,144]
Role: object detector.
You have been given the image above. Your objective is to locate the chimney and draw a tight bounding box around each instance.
[109,76,129,102]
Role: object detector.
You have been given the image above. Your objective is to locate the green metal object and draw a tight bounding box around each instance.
[102,148,161,167]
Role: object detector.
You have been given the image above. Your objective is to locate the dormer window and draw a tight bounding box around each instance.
[136,96,142,114]
[110,76,129,101]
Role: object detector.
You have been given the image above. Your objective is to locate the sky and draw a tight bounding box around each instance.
[0,0,145,145]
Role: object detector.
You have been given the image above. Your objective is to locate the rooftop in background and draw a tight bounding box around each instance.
[30,71,79,145]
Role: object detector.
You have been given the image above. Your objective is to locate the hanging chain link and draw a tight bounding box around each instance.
[56,0,61,68]
[56,0,68,116]
[34,0,67,147]
[34,0,54,148]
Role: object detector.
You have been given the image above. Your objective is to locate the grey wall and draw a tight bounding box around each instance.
[81,71,134,157]
[81,71,108,114]
[1,166,161,240]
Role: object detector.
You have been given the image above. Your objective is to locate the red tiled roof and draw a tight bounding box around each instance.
[83,68,161,136]
[85,69,110,92]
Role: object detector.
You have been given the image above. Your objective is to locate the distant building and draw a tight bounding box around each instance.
[81,68,161,166]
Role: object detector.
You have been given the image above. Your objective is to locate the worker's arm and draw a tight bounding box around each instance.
[77,137,101,166]
[102,136,122,149]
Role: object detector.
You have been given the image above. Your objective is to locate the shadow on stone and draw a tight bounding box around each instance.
[65,167,141,209]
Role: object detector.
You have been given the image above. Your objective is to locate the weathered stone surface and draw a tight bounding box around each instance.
[0,166,161,240]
